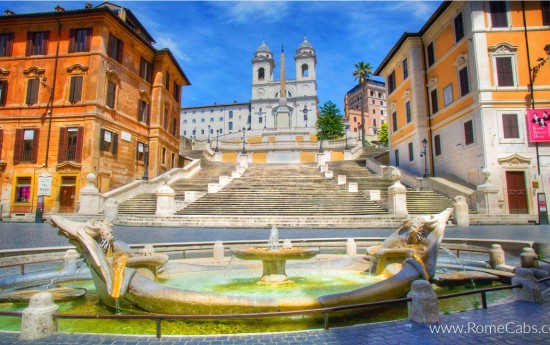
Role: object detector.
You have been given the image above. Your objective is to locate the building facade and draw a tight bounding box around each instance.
[375,1,550,216]
[0,2,189,217]
[181,38,318,141]
[344,79,387,137]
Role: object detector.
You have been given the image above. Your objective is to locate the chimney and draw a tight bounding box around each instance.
[4,9,15,15]
[85,3,93,9]
[55,5,65,12]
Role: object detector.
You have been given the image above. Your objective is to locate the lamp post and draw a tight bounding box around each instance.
[215,129,220,152]
[256,108,266,129]
[345,126,349,150]
[420,138,429,178]
[241,127,246,154]
[142,144,149,180]
[207,124,211,144]
[303,105,309,128]
[38,76,54,168]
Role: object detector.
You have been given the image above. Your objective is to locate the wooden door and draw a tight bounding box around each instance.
[59,186,75,213]
[506,171,528,214]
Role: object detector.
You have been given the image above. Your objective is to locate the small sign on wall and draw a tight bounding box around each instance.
[527,109,550,142]
[37,172,52,196]
[121,131,132,142]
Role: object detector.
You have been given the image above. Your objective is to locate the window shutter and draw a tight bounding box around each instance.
[0,80,7,105]
[111,132,118,154]
[100,128,105,151]
[6,32,13,56]
[42,31,49,55]
[58,127,68,162]
[140,58,145,79]
[75,127,84,162]
[26,80,33,105]
[31,129,40,163]
[25,32,32,56]
[69,76,83,103]
[0,129,3,161]
[13,129,23,164]
[108,33,114,58]
[147,103,151,125]
[117,40,123,63]
[85,28,92,52]
[106,82,115,108]
[68,29,76,53]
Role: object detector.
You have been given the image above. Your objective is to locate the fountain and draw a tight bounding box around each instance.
[46,209,455,314]
[231,225,318,283]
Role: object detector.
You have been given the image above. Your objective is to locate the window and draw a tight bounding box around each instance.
[26,79,39,105]
[136,142,145,161]
[140,57,152,83]
[171,153,176,169]
[430,89,439,114]
[495,57,514,86]
[543,1,550,25]
[443,84,454,106]
[107,33,123,63]
[26,31,49,56]
[201,129,204,135]
[490,1,508,28]
[0,80,7,105]
[106,81,116,108]
[427,42,435,67]
[100,129,118,153]
[172,118,177,136]
[259,116,263,123]
[258,67,265,80]
[380,100,384,105]
[58,127,83,162]
[161,147,166,165]
[454,13,465,42]
[379,92,383,98]
[183,119,187,124]
[210,117,214,122]
[405,101,412,123]
[138,100,150,124]
[372,109,376,114]
[434,135,442,156]
[164,109,170,130]
[191,118,196,124]
[370,90,374,97]
[14,177,32,203]
[201,118,205,123]
[464,120,474,145]
[392,111,397,132]
[229,111,234,119]
[69,76,83,103]
[408,142,414,161]
[394,149,400,166]
[173,82,180,102]
[165,71,170,90]
[373,118,377,127]
[0,129,3,161]
[388,71,396,93]
[14,128,39,163]
[502,114,519,138]
[301,64,309,77]
[68,28,91,53]
[458,66,470,97]
[402,58,408,79]
[0,32,14,56]
[228,122,233,131]
[219,116,223,122]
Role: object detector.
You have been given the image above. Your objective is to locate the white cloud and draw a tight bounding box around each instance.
[222,2,290,24]
[155,36,191,63]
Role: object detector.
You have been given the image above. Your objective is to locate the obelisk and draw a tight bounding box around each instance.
[276,44,291,128]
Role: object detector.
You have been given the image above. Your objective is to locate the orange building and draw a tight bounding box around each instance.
[344,79,387,137]
[375,1,550,217]
[0,2,190,217]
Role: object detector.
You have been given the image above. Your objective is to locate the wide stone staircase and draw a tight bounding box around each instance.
[176,164,388,216]
[326,160,454,215]
[117,161,237,215]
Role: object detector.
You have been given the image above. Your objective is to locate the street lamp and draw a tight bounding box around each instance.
[420,138,429,178]
[241,127,246,154]
[256,108,266,129]
[207,124,211,144]
[345,126,349,150]
[38,76,54,167]
[215,129,220,152]
[303,105,309,128]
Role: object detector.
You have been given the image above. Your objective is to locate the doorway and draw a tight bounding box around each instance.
[59,176,76,213]
[506,171,528,214]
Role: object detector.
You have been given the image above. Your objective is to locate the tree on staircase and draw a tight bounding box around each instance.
[316,101,344,141]
[378,122,388,147]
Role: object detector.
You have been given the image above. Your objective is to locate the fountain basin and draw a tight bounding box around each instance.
[231,247,319,282]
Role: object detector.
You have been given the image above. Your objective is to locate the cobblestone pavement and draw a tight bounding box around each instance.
[1,222,549,250]
[1,299,549,344]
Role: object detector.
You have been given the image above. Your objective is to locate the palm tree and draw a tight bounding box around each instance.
[353,61,372,148]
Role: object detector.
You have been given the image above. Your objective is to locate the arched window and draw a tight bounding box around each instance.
[258,67,265,80]
[301,64,309,77]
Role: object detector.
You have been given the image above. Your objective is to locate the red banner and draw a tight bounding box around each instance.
[527,108,550,142]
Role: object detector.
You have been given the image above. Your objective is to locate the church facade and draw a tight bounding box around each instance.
[181,38,319,140]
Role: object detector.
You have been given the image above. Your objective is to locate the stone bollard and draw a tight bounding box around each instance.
[20,292,59,340]
[337,175,347,185]
[408,280,439,324]
[346,238,357,257]
[282,239,293,249]
[512,268,543,303]
[489,244,506,269]
[348,182,358,192]
[104,198,118,223]
[388,181,408,217]
[155,183,176,216]
[63,249,81,274]
[320,165,329,173]
[208,183,221,193]
[324,171,334,179]
[452,195,470,226]
[520,247,539,268]
[79,173,100,215]
[213,241,225,262]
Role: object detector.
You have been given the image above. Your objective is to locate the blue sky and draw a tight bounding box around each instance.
[6,1,442,111]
